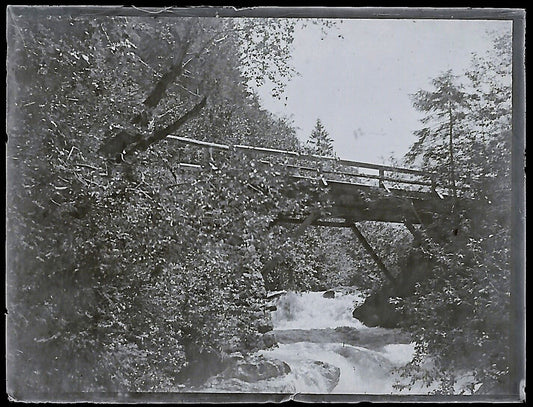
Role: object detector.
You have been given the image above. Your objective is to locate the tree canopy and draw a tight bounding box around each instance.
[394,31,513,395]
[305,118,336,157]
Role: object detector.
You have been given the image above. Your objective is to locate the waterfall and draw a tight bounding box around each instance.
[197,289,438,394]
[259,290,422,394]
[271,290,366,330]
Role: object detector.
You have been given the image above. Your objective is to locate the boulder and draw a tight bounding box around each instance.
[323,290,336,299]
[226,352,245,363]
[352,287,401,328]
[257,323,274,334]
[312,361,341,392]
[265,304,277,311]
[223,357,291,383]
[351,252,432,328]
[176,348,226,386]
[261,332,277,348]
[352,249,440,328]
[200,376,294,393]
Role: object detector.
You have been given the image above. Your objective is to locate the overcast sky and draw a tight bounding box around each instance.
[254,18,512,164]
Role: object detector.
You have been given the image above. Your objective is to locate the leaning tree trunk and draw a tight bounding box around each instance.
[448,102,457,200]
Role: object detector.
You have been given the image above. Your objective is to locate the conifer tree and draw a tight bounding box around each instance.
[306,118,335,157]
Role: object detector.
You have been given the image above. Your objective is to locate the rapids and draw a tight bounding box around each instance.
[270,290,366,330]
[258,289,426,394]
[196,289,438,394]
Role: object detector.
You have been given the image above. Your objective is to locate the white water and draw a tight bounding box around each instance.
[259,290,430,394]
[271,290,366,330]
[197,289,438,394]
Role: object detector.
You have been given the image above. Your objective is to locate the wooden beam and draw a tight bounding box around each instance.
[286,164,435,188]
[234,144,300,157]
[348,221,396,284]
[275,216,352,228]
[166,134,440,180]
[408,199,425,225]
[261,210,321,275]
[166,135,230,151]
[378,168,385,189]
[403,218,423,244]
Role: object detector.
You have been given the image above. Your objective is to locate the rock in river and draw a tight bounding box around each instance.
[323,290,336,299]
[312,361,341,392]
[200,355,292,391]
[226,357,291,383]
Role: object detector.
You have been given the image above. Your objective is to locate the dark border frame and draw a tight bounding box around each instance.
[6,6,526,404]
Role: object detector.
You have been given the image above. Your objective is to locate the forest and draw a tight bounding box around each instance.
[6,8,518,399]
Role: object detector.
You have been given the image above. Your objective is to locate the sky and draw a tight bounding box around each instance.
[254,19,512,164]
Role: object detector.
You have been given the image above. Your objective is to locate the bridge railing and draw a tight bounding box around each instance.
[166,135,467,197]
[283,157,437,193]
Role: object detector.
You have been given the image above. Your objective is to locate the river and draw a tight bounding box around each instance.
[258,289,427,394]
[195,288,440,394]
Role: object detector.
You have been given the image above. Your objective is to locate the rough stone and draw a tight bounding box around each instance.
[312,361,341,392]
[222,357,291,383]
[257,321,274,334]
[323,290,336,298]
[261,332,277,348]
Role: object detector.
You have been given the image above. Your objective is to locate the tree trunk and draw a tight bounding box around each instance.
[127,96,207,155]
[448,102,457,199]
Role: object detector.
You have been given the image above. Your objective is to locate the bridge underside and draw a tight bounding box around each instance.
[268,180,462,283]
[276,180,456,226]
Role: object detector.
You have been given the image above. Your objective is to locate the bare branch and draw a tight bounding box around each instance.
[127,96,207,155]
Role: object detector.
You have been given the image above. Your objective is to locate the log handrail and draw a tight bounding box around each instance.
[166,135,469,193]
[167,135,432,174]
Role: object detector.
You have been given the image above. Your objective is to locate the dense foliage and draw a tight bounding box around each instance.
[393,32,513,394]
[6,10,327,395]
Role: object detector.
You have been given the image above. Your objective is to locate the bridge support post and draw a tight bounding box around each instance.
[348,221,396,284]
[408,199,425,225]
[403,218,423,246]
[378,168,385,189]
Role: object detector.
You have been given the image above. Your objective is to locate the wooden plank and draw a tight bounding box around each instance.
[348,221,396,284]
[275,216,352,227]
[177,162,203,170]
[335,158,431,177]
[166,134,437,178]
[290,175,435,194]
[166,135,230,150]
[287,164,435,188]
[234,144,300,157]
[298,153,430,176]
[326,180,456,201]
[291,174,469,193]
[378,168,385,189]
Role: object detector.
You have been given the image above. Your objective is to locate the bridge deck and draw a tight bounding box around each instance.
[278,180,454,225]
[167,135,467,225]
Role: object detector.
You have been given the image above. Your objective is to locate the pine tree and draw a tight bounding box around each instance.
[406,70,469,198]
[305,118,335,157]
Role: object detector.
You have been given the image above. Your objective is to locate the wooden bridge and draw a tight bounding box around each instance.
[166,135,469,283]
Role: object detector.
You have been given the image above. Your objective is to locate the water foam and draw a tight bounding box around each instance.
[261,290,426,394]
[271,290,366,330]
